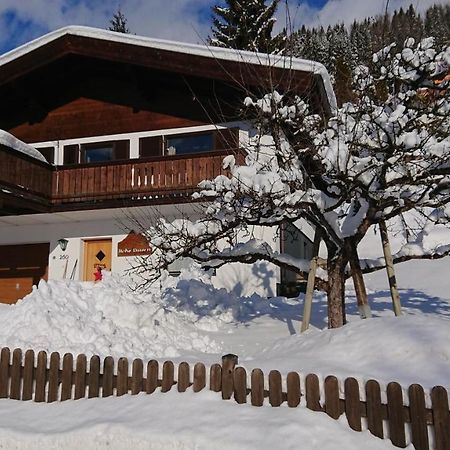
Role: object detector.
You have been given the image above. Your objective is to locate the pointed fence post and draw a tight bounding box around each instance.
[379,220,402,316]
[301,231,321,333]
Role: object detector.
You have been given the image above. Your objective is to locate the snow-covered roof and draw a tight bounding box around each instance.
[0,129,47,163]
[0,26,337,111]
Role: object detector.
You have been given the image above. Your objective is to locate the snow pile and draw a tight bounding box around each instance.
[246,314,450,390]
[0,271,228,360]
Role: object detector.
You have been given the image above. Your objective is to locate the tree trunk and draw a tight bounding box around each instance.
[327,253,346,328]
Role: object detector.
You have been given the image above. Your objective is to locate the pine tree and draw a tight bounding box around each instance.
[108,8,130,34]
[209,0,284,53]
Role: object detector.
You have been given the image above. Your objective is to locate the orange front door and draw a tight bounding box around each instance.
[83,239,112,281]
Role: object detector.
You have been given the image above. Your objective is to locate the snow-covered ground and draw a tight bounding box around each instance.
[0,258,448,448]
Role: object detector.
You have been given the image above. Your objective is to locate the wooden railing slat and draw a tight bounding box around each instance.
[233,367,247,404]
[325,375,340,419]
[117,357,128,396]
[35,351,47,403]
[102,356,114,398]
[366,379,384,439]
[22,349,35,401]
[0,347,10,398]
[177,362,190,393]
[269,370,282,407]
[47,352,60,403]
[193,363,206,393]
[88,355,100,398]
[61,353,74,401]
[209,364,222,393]
[10,349,22,400]
[345,377,362,432]
[431,386,450,450]
[387,382,407,448]
[250,368,264,407]
[161,361,174,393]
[305,373,322,412]
[74,354,87,400]
[131,359,143,395]
[409,384,430,450]
[146,360,159,394]
[287,372,301,408]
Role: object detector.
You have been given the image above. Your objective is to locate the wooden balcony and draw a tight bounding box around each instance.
[0,146,241,215]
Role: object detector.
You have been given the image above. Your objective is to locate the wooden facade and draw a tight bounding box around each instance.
[0,28,331,215]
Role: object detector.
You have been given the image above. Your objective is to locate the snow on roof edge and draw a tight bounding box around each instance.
[0,26,337,111]
[0,129,47,163]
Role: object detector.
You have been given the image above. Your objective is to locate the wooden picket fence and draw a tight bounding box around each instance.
[0,347,449,450]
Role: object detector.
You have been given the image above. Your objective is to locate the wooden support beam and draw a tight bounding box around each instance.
[301,231,321,333]
[379,220,402,316]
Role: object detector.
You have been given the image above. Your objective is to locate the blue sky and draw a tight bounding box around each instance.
[0,0,449,55]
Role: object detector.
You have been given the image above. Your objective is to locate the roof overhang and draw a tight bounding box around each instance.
[0,26,336,114]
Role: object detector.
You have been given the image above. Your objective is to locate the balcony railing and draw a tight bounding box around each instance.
[0,146,241,213]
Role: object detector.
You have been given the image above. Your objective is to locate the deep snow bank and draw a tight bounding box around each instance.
[245,314,450,389]
[0,270,234,360]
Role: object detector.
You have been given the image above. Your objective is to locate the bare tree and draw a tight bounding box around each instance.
[129,37,450,328]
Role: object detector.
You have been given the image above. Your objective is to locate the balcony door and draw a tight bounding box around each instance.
[83,239,112,281]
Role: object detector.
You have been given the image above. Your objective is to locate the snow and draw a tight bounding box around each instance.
[0,26,337,112]
[0,391,396,450]
[0,253,449,448]
[0,129,47,163]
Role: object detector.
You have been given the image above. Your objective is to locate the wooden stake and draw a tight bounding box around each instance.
[379,220,402,316]
[347,242,372,319]
[301,231,321,333]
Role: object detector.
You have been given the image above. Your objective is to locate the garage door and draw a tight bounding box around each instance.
[0,243,49,304]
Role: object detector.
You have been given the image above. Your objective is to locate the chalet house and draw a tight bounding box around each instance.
[0,26,335,303]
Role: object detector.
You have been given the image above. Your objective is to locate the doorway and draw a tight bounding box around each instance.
[83,239,112,281]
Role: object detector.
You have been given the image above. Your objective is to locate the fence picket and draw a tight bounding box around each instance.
[222,354,238,400]
[177,362,190,392]
[0,345,449,450]
[10,349,22,400]
[117,357,128,396]
[251,368,264,407]
[47,352,60,403]
[193,363,206,393]
[366,379,384,439]
[233,367,247,404]
[325,375,340,419]
[306,373,322,411]
[161,361,174,393]
[146,360,158,394]
[409,384,429,450]
[0,347,10,398]
[22,349,35,401]
[431,386,450,450]
[102,356,114,397]
[131,359,143,395]
[269,370,282,407]
[387,382,407,448]
[287,372,301,407]
[74,354,87,400]
[345,378,362,431]
[35,351,47,402]
[88,356,100,398]
[61,353,73,401]
[210,364,222,392]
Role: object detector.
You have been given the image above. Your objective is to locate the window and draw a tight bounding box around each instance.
[166,133,213,155]
[138,128,240,159]
[84,145,114,163]
[63,140,130,165]
[36,146,54,164]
